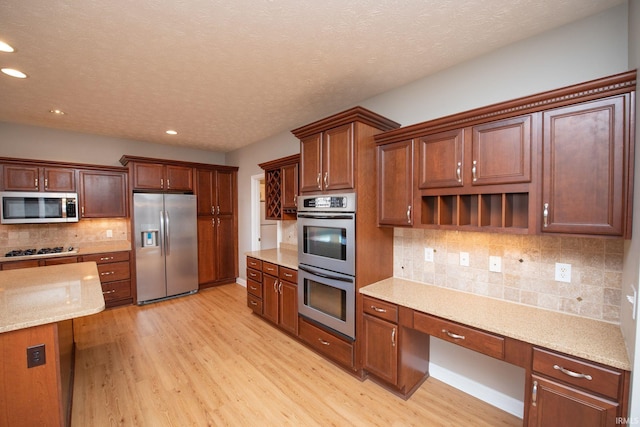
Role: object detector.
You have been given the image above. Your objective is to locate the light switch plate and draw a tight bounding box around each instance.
[424,247,434,262]
[460,252,469,267]
[489,256,502,273]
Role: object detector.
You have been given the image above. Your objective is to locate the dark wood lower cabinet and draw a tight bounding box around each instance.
[363,313,398,385]
[528,375,618,427]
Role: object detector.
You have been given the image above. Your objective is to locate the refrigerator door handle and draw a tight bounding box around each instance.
[165,210,171,256]
[159,210,165,256]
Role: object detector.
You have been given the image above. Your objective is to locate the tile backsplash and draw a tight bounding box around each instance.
[394,228,624,323]
[0,219,130,254]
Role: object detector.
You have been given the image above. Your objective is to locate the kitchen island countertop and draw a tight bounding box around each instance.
[0,262,105,333]
[361,277,630,371]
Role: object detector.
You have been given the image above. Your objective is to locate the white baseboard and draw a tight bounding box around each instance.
[429,363,524,419]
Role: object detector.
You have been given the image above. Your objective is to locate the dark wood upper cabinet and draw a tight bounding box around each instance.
[128,161,193,191]
[418,129,464,189]
[299,133,323,193]
[541,96,628,237]
[2,165,76,192]
[259,154,300,220]
[378,140,414,226]
[79,169,128,218]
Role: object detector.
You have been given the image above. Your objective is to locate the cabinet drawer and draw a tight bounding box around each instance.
[532,348,622,400]
[102,280,131,301]
[262,261,278,276]
[43,256,78,266]
[97,261,130,283]
[82,251,130,264]
[247,278,262,298]
[363,296,398,323]
[298,318,354,369]
[1,259,40,270]
[246,268,262,283]
[413,312,504,360]
[279,267,297,283]
[247,293,262,315]
[247,257,262,270]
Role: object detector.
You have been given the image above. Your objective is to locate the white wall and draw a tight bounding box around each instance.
[0,121,226,167]
[623,0,640,420]
[227,3,631,418]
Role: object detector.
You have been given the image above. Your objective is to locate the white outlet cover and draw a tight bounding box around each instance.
[460,252,470,267]
[555,263,571,283]
[424,247,434,262]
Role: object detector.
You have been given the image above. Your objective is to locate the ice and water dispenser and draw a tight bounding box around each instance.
[141,229,159,247]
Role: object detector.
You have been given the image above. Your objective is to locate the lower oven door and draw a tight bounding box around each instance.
[298,264,355,340]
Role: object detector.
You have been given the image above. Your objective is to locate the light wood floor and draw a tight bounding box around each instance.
[71,283,521,426]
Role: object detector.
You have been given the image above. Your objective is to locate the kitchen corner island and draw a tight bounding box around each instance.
[0,262,105,427]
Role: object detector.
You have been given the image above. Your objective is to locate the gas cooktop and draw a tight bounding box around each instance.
[4,246,76,258]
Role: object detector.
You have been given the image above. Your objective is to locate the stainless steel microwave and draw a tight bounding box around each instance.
[0,191,79,224]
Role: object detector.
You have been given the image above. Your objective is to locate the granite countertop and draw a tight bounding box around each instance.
[0,262,105,333]
[0,240,132,263]
[361,277,631,371]
[245,246,298,270]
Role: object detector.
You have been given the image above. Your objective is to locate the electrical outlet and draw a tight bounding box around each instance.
[489,256,502,273]
[27,344,46,368]
[424,247,434,262]
[106,229,113,238]
[627,285,637,320]
[460,252,469,267]
[555,263,571,283]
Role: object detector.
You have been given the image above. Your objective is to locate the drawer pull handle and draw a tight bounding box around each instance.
[442,329,465,340]
[101,271,114,276]
[284,273,293,278]
[250,301,258,306]
[318,338,330,346]
[371,306,387,313]
[100,256,114,261]
[553,364,592,381]
[103,290,116,294]
[249,286,257,291]
[532,380,538,406]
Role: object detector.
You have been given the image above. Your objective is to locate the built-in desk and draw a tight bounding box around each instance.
[0,262,105,427]
[360,277,631,426]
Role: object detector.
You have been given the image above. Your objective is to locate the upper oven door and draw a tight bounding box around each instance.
[297,211,356,276]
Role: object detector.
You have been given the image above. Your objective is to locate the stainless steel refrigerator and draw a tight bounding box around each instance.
[134,193,198,304]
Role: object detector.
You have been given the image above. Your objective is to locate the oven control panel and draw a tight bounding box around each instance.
[298,193,356,212]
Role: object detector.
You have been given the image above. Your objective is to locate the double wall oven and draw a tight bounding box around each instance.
[297,193,356,339]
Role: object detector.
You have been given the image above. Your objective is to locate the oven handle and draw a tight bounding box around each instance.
[298,265,353,283]
[297,214,354,220]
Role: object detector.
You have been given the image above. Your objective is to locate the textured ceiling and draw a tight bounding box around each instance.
[0,0,623,153]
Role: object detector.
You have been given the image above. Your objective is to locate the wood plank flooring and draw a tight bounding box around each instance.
[72,284,521,426]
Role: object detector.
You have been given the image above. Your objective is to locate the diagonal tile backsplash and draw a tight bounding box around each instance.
[393,228,623,322]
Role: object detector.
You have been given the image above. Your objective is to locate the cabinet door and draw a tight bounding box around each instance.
[132,163,164,190]
[279,280,298,335]
[215,170,236,216]
[215,214,237,281]
[323,123,354,191]
[197,217,216,284]
[471,115,531,186]
[528,375,618,427]
[196,169,214,216]
[418,129,464,189]
[2,165,40,191]
[43,168,76,192]
[300,133,322,193]
[378,140,413,226]
[281,163,299,210]
[363,313,398,385]
[165,165,193,191]
[541,97,626,236]
[79,170,127,218]
[263,274,279,324]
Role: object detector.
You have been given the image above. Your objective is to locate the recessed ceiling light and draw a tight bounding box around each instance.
[166,130,178,135]
[1,68,27,78]
[49,109,66,115]
[0,41,15,53]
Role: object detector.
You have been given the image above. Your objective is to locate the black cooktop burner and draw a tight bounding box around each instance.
[4,246,71,257]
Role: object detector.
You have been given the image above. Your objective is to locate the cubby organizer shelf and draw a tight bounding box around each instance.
[420,192,529,232]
